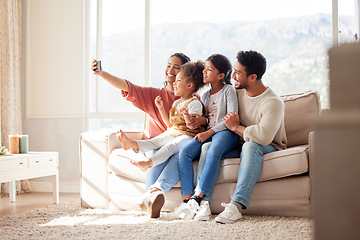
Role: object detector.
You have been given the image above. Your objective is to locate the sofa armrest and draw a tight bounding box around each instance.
[308,131,315,216]
[80,129,115,208]
[80,129,147,209]
[308,131,315,178]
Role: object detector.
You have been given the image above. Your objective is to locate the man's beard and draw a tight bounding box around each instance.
[235,84,245,90]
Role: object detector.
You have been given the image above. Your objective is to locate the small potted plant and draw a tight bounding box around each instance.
[0,146,8,155]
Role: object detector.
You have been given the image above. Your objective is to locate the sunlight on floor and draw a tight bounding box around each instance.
[40,209,184,226]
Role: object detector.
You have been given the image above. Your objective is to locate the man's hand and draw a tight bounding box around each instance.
[222,112,240,132]
[187,114,206,130]
[194,130,214,143]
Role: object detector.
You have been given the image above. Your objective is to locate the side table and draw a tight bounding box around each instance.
[0,152,59,203]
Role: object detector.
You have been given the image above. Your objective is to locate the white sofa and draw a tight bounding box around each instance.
[80,90,320,217]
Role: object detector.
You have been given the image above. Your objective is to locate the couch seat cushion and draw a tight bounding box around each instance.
[108,148,147,183]
[217,146,309,184]
[110,145,309,187]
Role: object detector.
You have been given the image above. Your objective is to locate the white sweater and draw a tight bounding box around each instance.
[237,88,287,150]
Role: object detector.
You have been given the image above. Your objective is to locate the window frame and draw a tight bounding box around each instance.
[84,0,360,132]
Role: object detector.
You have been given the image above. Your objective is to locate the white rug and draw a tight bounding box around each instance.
[0,201,314,240]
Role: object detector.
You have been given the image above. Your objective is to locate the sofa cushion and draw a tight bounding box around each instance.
[108,149,147,183]
[110,145,309,186]
[216,146,309,184]
[281,91,320,147]
[109,148,199,184]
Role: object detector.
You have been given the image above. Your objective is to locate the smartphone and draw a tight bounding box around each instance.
[95,60,102,71]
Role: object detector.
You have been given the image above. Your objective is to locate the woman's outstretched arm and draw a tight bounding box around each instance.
[91,59,129,92]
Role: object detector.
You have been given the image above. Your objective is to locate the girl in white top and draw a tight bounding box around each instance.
[116,61,206,172]
[176,54,239,220]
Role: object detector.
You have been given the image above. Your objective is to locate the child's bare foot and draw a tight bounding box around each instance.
[130,159,153,172]
[116,129,138,150]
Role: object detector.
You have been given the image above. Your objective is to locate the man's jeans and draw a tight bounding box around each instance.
[232,141,277,208]
[197,141,277,207]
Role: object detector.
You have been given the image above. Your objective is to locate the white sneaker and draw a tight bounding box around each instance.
[178,199,200,220]
[138,191,151,211]
[163,202,187,220]
[214,202,242,224]
[194,200,211,221]
[148,190,165,218]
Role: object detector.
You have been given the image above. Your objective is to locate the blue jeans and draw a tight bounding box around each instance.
[145,150,179,194]
[196,143,240,203]
[179,130,238,196]
[231,141,277,208]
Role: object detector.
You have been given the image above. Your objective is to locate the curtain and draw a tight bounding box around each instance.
[0,0,31,195]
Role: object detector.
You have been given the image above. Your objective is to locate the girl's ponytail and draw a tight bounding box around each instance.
[223,69,232,84]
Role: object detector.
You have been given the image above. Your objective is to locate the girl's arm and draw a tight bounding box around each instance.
[180,108,192,126]
[187,114,207,129]
[155,96,172,128]
[194,129,215,143]
[92,59,129,91]
[183,100,206,129]
[210,85,238,133]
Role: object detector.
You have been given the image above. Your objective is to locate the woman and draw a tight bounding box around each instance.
[92,53,190,139]
[91,53,190,218]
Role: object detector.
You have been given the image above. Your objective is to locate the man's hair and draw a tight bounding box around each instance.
[236,50,267,80]
[181,60,205,92]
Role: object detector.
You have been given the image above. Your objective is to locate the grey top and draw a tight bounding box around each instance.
[201,84,238,133]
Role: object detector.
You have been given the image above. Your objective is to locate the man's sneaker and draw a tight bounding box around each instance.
[215,202,242,224]
[178,199,200,220]
[194,200,211,221]
[148,190,165,218]
[163,202,187,220]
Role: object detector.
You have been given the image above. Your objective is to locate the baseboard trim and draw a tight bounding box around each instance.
[30,180,80,193]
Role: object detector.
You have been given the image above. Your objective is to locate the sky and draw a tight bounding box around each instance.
[97,0,356,35]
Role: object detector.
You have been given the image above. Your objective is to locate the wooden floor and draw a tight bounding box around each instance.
[0,192,80,217]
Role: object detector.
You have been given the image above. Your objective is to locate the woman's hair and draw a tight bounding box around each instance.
[164,53,191,87]
[206,54,232,84]
[236,50,266,80]
[181,60,205,93]
[170,53,191,65]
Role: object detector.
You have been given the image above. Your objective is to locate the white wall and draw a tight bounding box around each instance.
[22,0,85,192]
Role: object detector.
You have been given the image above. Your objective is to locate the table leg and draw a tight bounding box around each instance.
[53,174,59,204]
[9,181,16,203]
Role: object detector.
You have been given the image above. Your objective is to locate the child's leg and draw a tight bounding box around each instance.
[131,135,192,172]
[178,139,203,197]
[116,130,139,151]
[135,132,175,153]
[150,135,192,167]
[195,130,238,196]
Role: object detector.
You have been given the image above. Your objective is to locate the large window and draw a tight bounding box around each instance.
[88,0,146,130]
[86,0,358,131]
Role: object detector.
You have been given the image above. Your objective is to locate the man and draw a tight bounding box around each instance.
[214,50,287,224]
